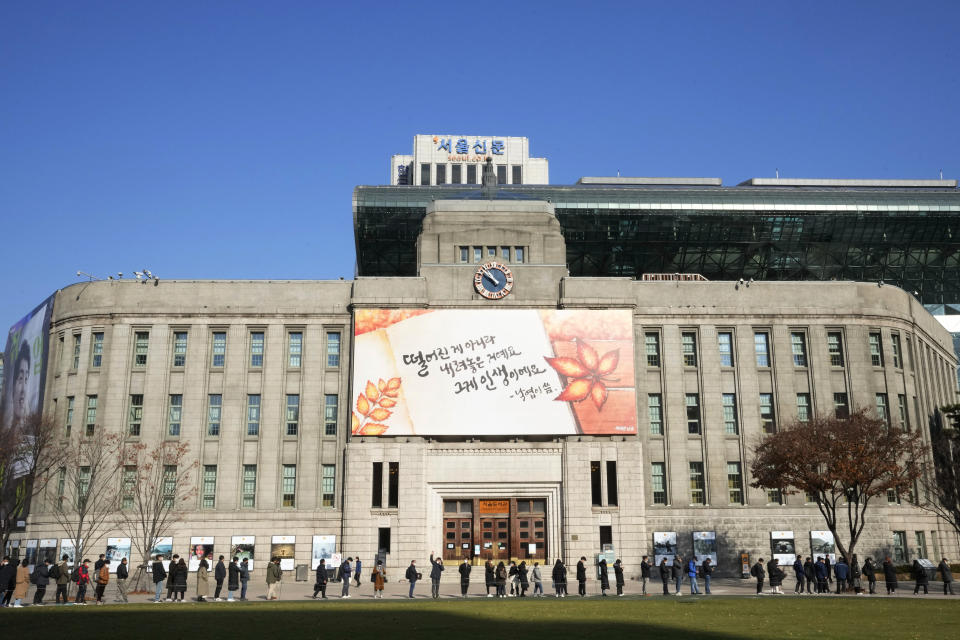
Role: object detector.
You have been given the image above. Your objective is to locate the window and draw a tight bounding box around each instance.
[487,246,496,258]
[898,394,909,430]
[459,246,469,262]
[420,163,430,185]
[875,393,889,425]
[327,332,341,367]
[202,465,217,509]
[891,334,902,368]
[378,528,391,554]
[759,393,775,434]
[590,461,602,506]
[249,331,264,368]
[606,461,618,506]
[648,394,663,436]
[90,332,103,368]
[685,393,701,435]
[892,531,907,563]
[133,331,149,367]
[473,246,482,262]
[645,333,660,367]
[65,396,74,436]
[717,332,734,367]
[207,394,222,436]
[71,334,81,370]
[869,332,883,367]
[915,531,927,559]
[796,393,811,422]
[466,164,477,184]
[211,332,226,367]
[173,331,187,367]
[121,466,136,509]
[805,491,818,504]
[727,462,743,504]
[435,164,446,184]
[162,465,176,508]
[78,466,91,508]
[512,165,522,184]
[827,331,844,367]
[387,461,399,508]
[246,394,260,436]
[887,488,901,504]
[371,462,383,508]
[767,489,783,505]
[681,332,697,367]
[496,165,506,184]
[754,332,770,367]
[833,392,849,419]
[451,164,461,184]
[689,462,705,505]
[322,464,336,507]
[790,332,808,367]
[722,393,738,434]
[282,465,297,507]
[167,394,182,436]
[85,395,97,436]
[128,394,143,437]
[514,247,524,263]
[288,332,302,368]
[242,465,256,508]
[286,394,300,436]
[651,462,667,505]
[324,394,338,436]
[500,246,510,261]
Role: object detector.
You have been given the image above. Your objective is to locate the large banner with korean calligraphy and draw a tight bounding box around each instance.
[351,309,636,436]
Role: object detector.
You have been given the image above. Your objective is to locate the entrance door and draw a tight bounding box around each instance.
[480,517,510,561]
[444,517,472,561]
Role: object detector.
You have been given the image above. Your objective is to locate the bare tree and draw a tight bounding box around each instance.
[0,411,67,550]
[750,409,925,562]
[920,404,960,537]
[50,427,123,564]
[116,440,198,591]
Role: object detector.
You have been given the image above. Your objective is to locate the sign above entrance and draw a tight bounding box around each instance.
[351,309,637,436]
[478,500,509,514]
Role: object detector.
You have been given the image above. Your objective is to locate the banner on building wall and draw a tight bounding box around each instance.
[231,536,255,571]
[188,536,214,572]
[60,539,80,567]
[692,531,717,567]
[271,535,296,571]
[106,537,132,572]
[149,536,173,571]
[1,296,54,437]
[311,535,336,571]
[24,539,38,571]
[39,539,57,565]
[810,530,837,564]
[352,309,636,436]
[653,532,677,566]
[770,530,796,567]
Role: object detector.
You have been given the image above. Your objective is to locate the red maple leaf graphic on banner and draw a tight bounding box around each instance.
[544,340,620,410]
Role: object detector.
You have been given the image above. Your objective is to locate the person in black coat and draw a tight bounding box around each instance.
[32,559,51,604]
[151,555,167,603]
[495,561,507,598]
[0,557,14,606]
[551,559,566,597]
[671,555,684,595]
[518,561,529,597]
[751,559,766,594]
[700,557,713,595]
[576,557,587,597]
[484,560,495,596]
[228,557,241,601]
[165,554,180,601]
[174,558,188,601]
[214,555,227,601]
[598,558,609,596]
[658,558,670,595]
[429,553,444,599]
[406,560,420,599]
[640,556,651,596]
[767,558,784,594]
[613,559,625,596]
[803,557,815,594]
[913,559,929,595]
[937,558,954,595]
[882,556,898,594]
[862,557,877,595]
[313,558,328,599]
[458,558,471,598]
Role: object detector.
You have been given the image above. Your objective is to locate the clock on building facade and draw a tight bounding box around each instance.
[474,261,514,299]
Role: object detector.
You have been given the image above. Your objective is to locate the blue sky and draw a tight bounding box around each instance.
[1,1,958,332]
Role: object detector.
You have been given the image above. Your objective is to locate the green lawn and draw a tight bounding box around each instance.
[2,597,958,639]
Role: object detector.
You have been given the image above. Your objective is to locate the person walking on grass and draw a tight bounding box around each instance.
[913,559,929,595]
[551,559,566,598]
[373,563,386,599]
[227,557,240,602]
[32,558,50,605]
[938,558,954,595]
[266,557,282,600]
[313,558,328,599]
[239,558,250,601]
[340,557,353,598]
[701,557,713,595]
[751,558,765,595]
[459,558,471,598]
[613,559,624,596]
[576,557,587,597]
[659,558,670,595]
[196,554,210,602]
[882,556,897,595]
[640,556,651,596]
[12,559,29,607]
[406,560,420,598]
[532,561,543,597]
[94,557,110,605]
[429,552,444,599]
[214,555,226,601]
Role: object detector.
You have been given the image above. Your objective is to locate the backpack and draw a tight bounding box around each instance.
[71,566,81,583]
[49,564,60,580]
[750,564,758,577]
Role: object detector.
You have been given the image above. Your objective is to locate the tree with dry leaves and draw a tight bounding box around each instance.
[920,404,960,538]
[750,409,925,562]
[50,427,123,564]
[115,440,198,591]
[0,411,67,551]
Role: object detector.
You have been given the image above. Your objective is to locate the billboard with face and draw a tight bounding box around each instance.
[351,309,636,436]
[1,295,54,436]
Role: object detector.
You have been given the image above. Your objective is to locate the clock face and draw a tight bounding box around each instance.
[474,261,514,300]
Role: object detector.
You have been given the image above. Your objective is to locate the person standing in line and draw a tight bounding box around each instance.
[405,560,420,598]
[913,559,929,595]
[340,557,353,598]
[0,556,14,607]
[793,556,805,594]
[850,554,862,594]
[613,559,624,596]
[372,563,386,599]
[824,555,833,587]
[266,557,282,600]
[239,558,250,600]
[115,557,128,603]
[815,557,828,594]
[214,555,226,601]
[751,558,766,595]
[882,556,897,595]
[94,557,110,605]
[196,554,210,602]
[594,557,607,596]
[174,557,188,602]
[518,560,529,597]
[151,555,167,603]
[166,554,180,601]
[227,557,240,602]
[640,556,651,596]
[937,557,954,595]
[11,559,30,607]
[353,558,362,588]
[55,555,70,604]
[32,558,51,605]
[313,558,328,599]
[458,558,471,598]
[94,554,107,575]
[834,556,849,594]
[687,556,699,595]
[551,559,566,598]
[429,552,444,599]
[495,561,507,598]
[659,558,670,595]
[671,554,684,595]
[701,557,713,595]
[803,557,815,594]
[508,561,519,596]
[75,558,91,605]
[484,560,495,597]
[531,561,543,597]
[862,557,877,595]
[768,558,784,595]
[576,556,587,597]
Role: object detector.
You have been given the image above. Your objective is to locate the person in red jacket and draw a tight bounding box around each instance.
[75,559,91,605]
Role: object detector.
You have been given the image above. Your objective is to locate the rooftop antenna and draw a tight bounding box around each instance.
[775,168,780,179]
[617,169,620,177]
[941,168,944,180]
